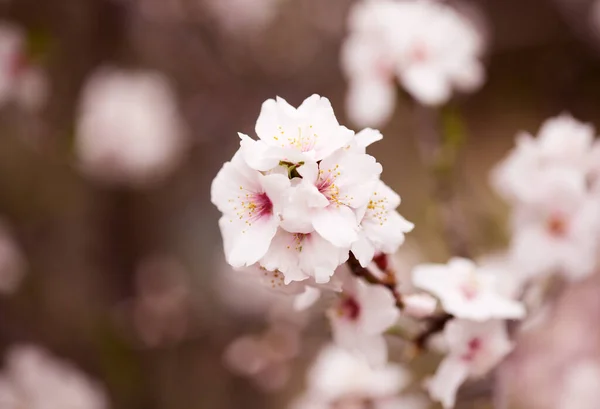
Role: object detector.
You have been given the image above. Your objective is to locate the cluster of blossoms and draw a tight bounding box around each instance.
[212,95,414,367]
[493,114,600,282]
[0,345,108,409]
[342,0,485,127]
[211,94,413,284]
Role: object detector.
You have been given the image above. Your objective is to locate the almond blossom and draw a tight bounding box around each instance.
[0,345,108,409]
[508,169,600,281]
[212,150,290,267]
[342,0,485,126]
[327,275,399,366]
[213,94,411,284]
[427,319,513,409]
[412,258,526,321]
[492,114,595,204]
[75,68,187,186]
[281,150,382,248]
[352,180,414,267]
[289,343,427,409]
[239,95,354,172]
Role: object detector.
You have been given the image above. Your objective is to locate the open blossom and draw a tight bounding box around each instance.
[342,0,485,126]
[427,319,513,409]
[213,94,411,284]
[212,150,290,268]
[327,275,399,366]
[412,258,526,321]
[492,114,595,204]
[0,345,108,409]
[509,170,600,281]
[352,180,414,267]
[239,95,354,172]
[75,68,187,186]
[290,343,427,409]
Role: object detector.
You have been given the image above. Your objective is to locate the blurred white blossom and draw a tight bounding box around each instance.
[492,114,600,281]
[0,345,108,409]
[412,257,526,321]
[224,322,301,391]
[75,68,187,186]
[290,343,427,409]
[0,23,48,111]
[132,256,193,347]
[342,0,485,126]
[204,0,286,35]
[427,319,513,409]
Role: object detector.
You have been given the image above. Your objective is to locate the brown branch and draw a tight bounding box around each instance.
[413,312,453,351]
[346,253,404,309]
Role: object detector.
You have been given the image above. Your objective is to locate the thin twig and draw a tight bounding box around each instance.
[346,253,404,309]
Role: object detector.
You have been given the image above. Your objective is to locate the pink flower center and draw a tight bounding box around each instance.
[236,191,273,228]
[9,52,27,79]
[461,337,482,362]
[339,296,361,321]
[409,42,429,64]
[317,165,341,204]
[546,213,567,237]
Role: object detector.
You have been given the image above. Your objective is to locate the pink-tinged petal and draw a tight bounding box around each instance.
[354,128,383,152]
[210,149,261,214]
[427,357,469,409]
[238,133,281,171]
[224,336,269,376]
[259,173,290,216]
[346,78,396,128]
[451,60,485,92]
[312,205,359,248]
[351,232,376,267]
[255,97,295,141]
[401,65,451,106]
[221,215,279,268]
[357,281,399,334]
[293,286,321,311]
[403,293,437,318]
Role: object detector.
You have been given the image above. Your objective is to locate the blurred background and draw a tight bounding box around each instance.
[1,0,600,408]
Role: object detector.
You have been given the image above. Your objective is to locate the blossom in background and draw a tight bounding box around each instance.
[75,67,187,187]
[212,94,411,285]
[0,23,48,111]
[131,256,193,347]
[412,258,526,321]
[204,0,286,35]
[327,274,399,366]
[492,114,595,205]
[427,319,513,409]
[342,0,485,127]
[290,343,427,409]
[492,114,600,281]
[509,171,600,281]
[224,322,301,391]
[0,345,108,409]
